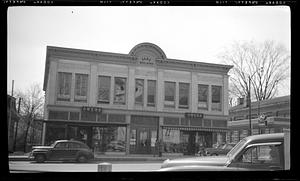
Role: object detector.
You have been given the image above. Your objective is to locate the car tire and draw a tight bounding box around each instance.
[77,155,87,163]
[35,154,45,163]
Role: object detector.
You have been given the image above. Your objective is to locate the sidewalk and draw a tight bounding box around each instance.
[9,152,193,162]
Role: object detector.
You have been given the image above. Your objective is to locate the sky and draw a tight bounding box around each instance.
[7,6,291,97]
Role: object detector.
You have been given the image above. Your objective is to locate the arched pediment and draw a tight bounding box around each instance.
[129,43,167,65]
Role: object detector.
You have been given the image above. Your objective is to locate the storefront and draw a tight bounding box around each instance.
[161,126,227,155]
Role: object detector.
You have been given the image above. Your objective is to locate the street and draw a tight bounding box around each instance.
[9,161,163,172]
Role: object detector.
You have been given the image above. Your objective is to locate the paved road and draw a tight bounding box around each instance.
[9,161,163,172]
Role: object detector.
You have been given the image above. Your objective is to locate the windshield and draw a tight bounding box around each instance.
[226,139,247,158]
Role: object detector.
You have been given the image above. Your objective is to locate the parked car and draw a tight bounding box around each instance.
[159,133,289,171]
[29,140,94,163]
[204,143,236,156]
[106,140,125,152]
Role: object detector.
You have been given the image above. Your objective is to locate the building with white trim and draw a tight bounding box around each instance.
[42,42,232,155]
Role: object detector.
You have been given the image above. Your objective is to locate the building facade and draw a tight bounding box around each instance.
[227,95,290,143]
[42,43,232,156]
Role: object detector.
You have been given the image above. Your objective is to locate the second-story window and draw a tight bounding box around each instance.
[164,81,176,108]
[179,82,189,109]
[147,80,156,107]
[212,85,222,111]
[114,77,126,105]
[57,72,72,101]
[75,74,88,102]
[135,79,144,105]
[198,84,208,110]
[98,76,111,104]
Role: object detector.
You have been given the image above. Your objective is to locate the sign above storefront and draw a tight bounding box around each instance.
[184,113,204,119]
[81,106,102,113]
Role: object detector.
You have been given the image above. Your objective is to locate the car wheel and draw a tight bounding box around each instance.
[77,155,87,163]
[35,154,45,163]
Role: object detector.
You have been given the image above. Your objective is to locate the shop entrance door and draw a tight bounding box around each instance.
[130,116,159,154]
[136,129,157,154]
[182,131,196,155]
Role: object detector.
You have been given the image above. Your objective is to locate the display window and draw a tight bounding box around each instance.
[92,126,126,153]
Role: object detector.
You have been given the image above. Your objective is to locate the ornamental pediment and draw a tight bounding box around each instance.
[129,42,167,65]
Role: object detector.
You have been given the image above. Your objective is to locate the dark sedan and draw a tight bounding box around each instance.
[29,140,94,163]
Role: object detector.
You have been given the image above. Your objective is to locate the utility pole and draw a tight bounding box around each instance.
[248,77,252,136]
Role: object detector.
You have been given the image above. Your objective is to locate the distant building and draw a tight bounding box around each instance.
[228,95,290,143]
[42,42,232,155]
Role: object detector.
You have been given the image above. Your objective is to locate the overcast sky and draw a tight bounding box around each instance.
[7,6,291,97]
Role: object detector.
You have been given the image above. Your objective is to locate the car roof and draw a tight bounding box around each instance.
[244,133,284,143]
[54,140,85,144]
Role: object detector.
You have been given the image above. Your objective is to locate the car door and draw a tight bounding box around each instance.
[68,142,81,160]
[229,142,284,170]
[48,142,69,161]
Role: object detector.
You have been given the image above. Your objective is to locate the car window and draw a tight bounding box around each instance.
[55,142,68,148]
[241,145,281,165]
[68,142,81,148]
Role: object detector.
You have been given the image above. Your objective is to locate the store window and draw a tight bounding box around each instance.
[81,112,97,122]
[179,83,189,109]
[92,127,126,153]
[75,74,88,102]
[98,76,111,104]
[212,85,222,111]
[45,123,66,145]
[164,81,176,108]
[163,117,179,125]
[114,77,126,105]
[135,79,144,105]
[108,114,126,123]
[147,80,156,107]
[57,72,72,101]
[48,111,69,120]
[198,84,208,110]
[69,112,80,120]
[163,129,182,153]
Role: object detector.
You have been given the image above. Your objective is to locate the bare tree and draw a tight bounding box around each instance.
[220,40,290,105]
[15,83,44,152]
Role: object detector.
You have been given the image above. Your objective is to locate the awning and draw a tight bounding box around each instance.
[162,126,228,132]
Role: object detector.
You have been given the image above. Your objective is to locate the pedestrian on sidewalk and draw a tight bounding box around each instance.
[154,139,159,157]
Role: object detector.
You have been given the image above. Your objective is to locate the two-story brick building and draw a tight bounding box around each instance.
[42,42,232,155]
[227,95,290,143]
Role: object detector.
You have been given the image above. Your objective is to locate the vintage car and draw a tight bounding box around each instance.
[159,133,290,171]
[29,140,94,163]
[204,143,236,156]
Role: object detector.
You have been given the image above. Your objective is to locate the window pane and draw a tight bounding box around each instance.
[198,84,208,109]
[179,83,189,108]
[147,80,156,106]
[75,74,88,102]
[135,79,144,105]
[164,81,175,107]
[114,77,126,104]
[57,72,72,101]
[98,76,111,104]
[212,85,222,111]
[70,112,80,120]
[49,111,69,120]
